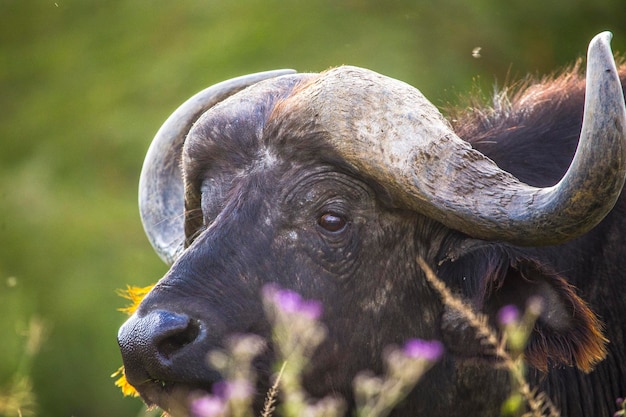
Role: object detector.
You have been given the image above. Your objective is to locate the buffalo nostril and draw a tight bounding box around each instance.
[118,309,205,385]
[156,317,201,359]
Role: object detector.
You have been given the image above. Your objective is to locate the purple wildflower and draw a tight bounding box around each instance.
[213,379,253,401]
[297,297,323,320]
[402,339,444,361]
[191,394,226,417]
[497,305,520,325]
[275,289,303,314]
[263,285,323,320]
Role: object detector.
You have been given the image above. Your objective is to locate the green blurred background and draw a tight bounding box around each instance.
[1,1,624,416]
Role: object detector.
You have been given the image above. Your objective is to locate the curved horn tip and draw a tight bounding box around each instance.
[587,31,616,68]
[590,31,613,48]
[585,31,625,120]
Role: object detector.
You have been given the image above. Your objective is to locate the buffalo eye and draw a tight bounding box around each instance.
[318,212,348,232]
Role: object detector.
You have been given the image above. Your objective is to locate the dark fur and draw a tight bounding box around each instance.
[445,62,626,416]
[119,64,626,417]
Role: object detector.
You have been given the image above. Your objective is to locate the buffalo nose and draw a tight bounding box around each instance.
[117,310,202,384]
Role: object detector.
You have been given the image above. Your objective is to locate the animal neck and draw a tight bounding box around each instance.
[529,347,626,417]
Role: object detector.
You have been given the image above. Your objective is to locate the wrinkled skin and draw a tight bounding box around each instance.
[120,95,511,415]
[119,67,626,417]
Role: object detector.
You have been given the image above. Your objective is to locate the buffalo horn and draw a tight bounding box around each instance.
[278,31,626,245]
[139,69,296,264]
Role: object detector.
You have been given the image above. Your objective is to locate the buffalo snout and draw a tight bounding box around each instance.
[117,310,207,391]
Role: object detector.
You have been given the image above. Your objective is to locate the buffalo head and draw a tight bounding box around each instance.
[118,32,626,416]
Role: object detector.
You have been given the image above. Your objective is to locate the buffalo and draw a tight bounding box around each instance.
[118,32,626,417]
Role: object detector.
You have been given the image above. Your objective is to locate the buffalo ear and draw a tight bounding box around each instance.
[484,258,608,373]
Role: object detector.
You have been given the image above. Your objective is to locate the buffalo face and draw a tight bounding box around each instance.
[118,32,626,417]
[118,123,452,414]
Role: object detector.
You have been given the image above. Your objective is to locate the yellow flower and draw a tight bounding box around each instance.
[117,284,154,316]
[113,283,155,397]
[111,366,139,397]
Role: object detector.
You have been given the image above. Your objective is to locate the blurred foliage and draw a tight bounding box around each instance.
[0,0,624,416]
